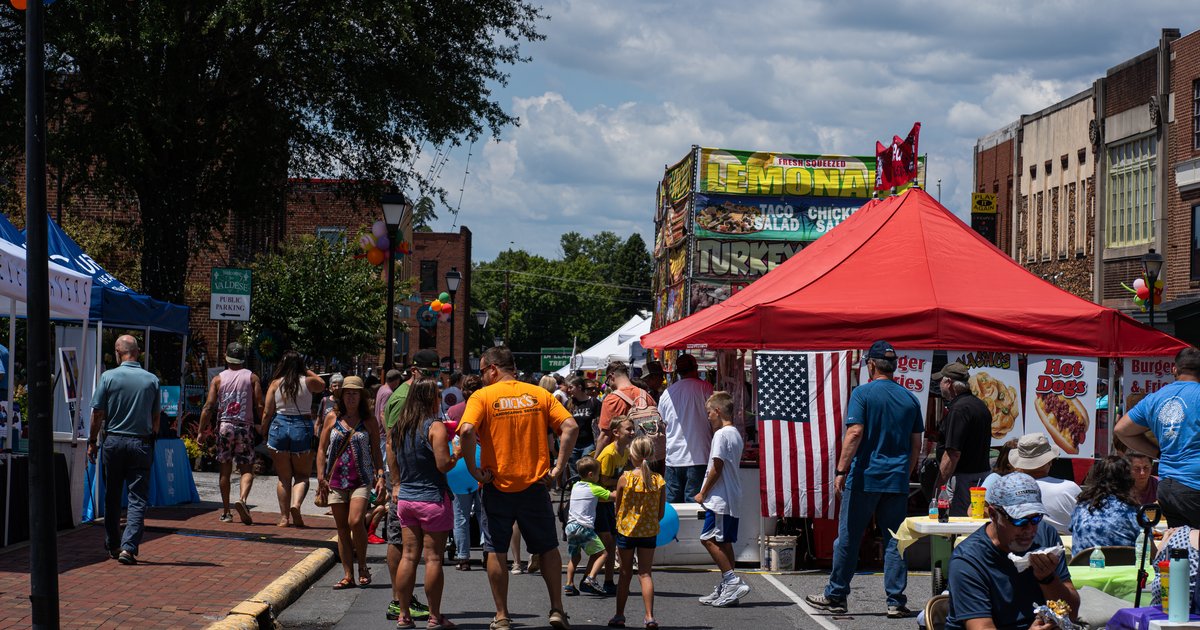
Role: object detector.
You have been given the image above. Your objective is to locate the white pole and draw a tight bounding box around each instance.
[4,298,13,546]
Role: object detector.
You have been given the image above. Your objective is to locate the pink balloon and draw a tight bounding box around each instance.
[358,233,376,251]
[1132,278,1146,290]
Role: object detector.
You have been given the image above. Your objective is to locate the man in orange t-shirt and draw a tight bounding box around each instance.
[459,346,578,630]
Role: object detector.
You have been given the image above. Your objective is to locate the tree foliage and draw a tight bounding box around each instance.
[413,197,439,233]
[471,232,653,370]
[59,214,142,291]
[0,1,544,302]
[246,236,386,363]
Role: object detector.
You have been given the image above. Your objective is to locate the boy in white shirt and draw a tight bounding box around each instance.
[694,391,749,608]
[564,456,611,596]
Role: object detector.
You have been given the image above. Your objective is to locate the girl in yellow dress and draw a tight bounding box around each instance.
[610,436,666,628]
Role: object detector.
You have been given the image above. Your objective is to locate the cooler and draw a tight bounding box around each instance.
[657,466,770,565]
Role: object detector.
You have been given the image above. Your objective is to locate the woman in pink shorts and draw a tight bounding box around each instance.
[388,377,458,629]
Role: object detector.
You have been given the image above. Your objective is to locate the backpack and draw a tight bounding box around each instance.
[610,388,664,439]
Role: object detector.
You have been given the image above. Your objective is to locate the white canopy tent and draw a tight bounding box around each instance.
[0,238,93,543]
[556,315,652,376]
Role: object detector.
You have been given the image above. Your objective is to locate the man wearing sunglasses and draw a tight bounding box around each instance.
[946,473,1079,630]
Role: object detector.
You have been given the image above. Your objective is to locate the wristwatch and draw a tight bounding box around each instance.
[835,470,849,477]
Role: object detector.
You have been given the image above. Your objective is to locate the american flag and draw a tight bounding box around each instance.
[757,351,852,518]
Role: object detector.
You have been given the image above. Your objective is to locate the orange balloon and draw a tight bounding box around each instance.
[11,0,26,9]
[366,247,385,266]
[430,300,443,311]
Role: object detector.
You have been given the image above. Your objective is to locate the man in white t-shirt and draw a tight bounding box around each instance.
[441,371,463,414]
[694,391,748,608]
[660,354,714,503]
[1010,432,1080,533]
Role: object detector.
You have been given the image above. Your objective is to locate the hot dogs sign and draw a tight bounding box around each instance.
[1023,355,1098,459]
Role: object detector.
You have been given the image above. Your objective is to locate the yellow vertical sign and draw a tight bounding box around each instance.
[971,192,998,214]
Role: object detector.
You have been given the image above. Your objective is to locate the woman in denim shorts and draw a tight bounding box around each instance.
[261,351,325,527]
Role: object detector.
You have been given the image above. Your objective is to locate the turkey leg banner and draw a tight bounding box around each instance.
[947,350,1023,446]
[1120,356,1174,412]
[859,349,933,419]
[1024,355,1098,458]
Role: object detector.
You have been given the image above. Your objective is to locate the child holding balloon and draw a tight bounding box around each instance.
[610,435,666,628]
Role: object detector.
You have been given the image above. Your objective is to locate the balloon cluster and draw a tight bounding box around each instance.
[1121,275,1164,311]
[357,220,409,266]
[428,291,453,323]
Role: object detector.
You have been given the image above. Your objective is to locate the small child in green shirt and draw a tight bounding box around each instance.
[564,456,611,596]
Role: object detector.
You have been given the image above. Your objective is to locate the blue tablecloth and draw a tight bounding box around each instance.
[1107,606,1200,629]
[82,438,200,521]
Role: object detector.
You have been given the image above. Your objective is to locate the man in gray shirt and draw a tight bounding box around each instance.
[88,335,160,565]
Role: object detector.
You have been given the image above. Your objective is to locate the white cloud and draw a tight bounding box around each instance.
[423,0,1193,260]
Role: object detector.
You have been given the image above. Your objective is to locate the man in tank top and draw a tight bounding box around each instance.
[200,342,264,524]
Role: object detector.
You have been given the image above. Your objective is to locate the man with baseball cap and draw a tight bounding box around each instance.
[807,341,923,618]
[933,361,993,516]
[198,342,264,524]
[1009,433,1080,534]
[945,472,1079,629]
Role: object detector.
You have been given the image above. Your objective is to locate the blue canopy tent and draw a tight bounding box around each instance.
[0,215,23,245]
[22,216,198,520]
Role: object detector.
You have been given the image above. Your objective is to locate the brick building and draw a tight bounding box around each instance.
[406,228,473,372]
[1161,29,1200,340]
[973,121,1018,254]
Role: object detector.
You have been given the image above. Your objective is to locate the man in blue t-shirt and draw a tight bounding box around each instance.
[946,472,1079,629]
[1115,346,1200,528]
[806,340,923,618]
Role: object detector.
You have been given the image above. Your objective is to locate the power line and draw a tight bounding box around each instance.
[476,268,651,293]
[451,140,473,229]
[473,277,652,306]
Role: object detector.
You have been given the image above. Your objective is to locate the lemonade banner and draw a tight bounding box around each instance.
[693,193,863,241]
[698,147,925,197]
[946,350,1023,446]
[1024,355,1098,459]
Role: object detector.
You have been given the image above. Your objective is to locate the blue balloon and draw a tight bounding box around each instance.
[656,503,679,547]
[446,444,482,494]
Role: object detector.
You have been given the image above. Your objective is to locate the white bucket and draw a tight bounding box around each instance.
[766,535,797,571]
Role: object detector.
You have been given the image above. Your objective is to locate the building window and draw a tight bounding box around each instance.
[420,260,439,293]
[1045,160,1052,177]
[1192,204,1200,280]
[315,227,345,246]
[1194,79,1200,150]
[1105,134,1157,248]
[1030,164,1037,180]
[1078,148,1087,165]
[1061,155,1069,170]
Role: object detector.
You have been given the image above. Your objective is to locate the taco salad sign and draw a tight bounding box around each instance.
[1023,355,1098,458]
[693,193,862,241]
[947,351,1023,446]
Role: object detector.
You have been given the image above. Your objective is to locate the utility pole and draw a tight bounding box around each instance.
[502,269,511,346]
[25,0,60,626]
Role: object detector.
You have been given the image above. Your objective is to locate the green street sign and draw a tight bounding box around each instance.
[210,268,252,321]
[540,347,573,372]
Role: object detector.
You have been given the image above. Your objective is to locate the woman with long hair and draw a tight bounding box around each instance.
[317,376,385,589]
[260,351,325,526]
[1070,454,1140,552]
[388,377,457,628]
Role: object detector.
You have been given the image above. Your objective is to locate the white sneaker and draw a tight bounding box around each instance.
[712,579,750,607]
[698,582,725,605]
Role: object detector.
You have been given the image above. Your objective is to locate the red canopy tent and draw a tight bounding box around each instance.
[642,188,1186,357]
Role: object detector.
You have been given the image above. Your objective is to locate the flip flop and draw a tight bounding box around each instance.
[332,576,354,590]
[644,619,659,629]
[607,614,626,628]
[358,567,372,587]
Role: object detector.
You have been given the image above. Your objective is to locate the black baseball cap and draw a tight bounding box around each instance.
[225,342,246,365]
[412,349,440,370]
[865,340,897,360]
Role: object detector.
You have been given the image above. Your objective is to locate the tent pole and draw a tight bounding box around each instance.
[76,315,90,438]
[179,334,188,435]
[144,326,151,373]
[4,298,12,548]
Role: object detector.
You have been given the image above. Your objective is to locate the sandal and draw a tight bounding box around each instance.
[488,618,512,630]
[455,561,471,571]
[427,616,457,629]
[332,576,355,590]
[358,567,372,587]
[395,616,416,629]
[644,619,659,629]
[607,614,626,628]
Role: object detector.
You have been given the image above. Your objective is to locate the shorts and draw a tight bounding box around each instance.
[700,510,739,544]
[616,533,657,549]
[482,483,559,556]
[267,414,313,454]
[385,500,403,545]
[594,501,616,534]
[328,485,370,505]
[565,521,604,557]
[396,494,454,532]
[1159,477,1200,528]
[215,423,255,467]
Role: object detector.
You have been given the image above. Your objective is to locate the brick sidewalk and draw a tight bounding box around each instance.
[0,507,338,629]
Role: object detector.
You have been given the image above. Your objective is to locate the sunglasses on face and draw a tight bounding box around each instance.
[998,508,1043,528]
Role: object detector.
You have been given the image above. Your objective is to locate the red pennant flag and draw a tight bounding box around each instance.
[874,140,894,191]
[896,122,921,185]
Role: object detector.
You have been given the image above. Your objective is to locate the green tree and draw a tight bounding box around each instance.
[612,233,653,319]
[59,215,143,291]
[413,197,439,232]
[246,236,386,364]
[0,1,544,303]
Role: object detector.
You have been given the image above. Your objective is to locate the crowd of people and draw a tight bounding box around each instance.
[90,331,1200,629]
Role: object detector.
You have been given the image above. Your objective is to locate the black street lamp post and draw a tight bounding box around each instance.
[381,192,412,370]
[1142,248,1164,330]
[474,310,489,359]
[445,267,462,371]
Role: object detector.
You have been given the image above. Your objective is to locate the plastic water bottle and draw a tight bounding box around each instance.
[1170,546,1189,622]
[928,495,938,520]
[1089,547,1106,569]
[937,486,951,523]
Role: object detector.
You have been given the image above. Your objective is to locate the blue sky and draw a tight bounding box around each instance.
[418,0,1193,261]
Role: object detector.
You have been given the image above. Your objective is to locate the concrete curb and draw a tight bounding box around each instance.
[205,536,339,630]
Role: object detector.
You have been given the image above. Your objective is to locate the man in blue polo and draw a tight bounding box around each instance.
[807,340,923,618]
[87,335,160,565]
